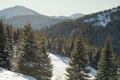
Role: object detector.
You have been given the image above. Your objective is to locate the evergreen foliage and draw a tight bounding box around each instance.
[5,25,14,70]
[12,29,24,72]
[0,20,7,68]
[66,36,89,80]
[0,20,13,69]
[37,37,52,80]
[96,35,118,80]
[15,23,52,80]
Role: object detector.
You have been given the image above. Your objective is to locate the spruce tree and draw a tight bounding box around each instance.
[16,23,52,80]
[96,35,118,80]
[12,29,25,72]
[36,36,52,80]
[0,20,10,69]
[66,36,89,80]
[5,25,14,70]
[17,23,39,75]
[57,38,62,55]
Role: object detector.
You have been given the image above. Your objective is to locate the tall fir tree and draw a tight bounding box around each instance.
[5,25,14,70]
[36,36,52,80]
[96,35,118,80]
[15,23,52,80]
[67,39,74,57]
[12,29,25,72]
[66,36,89,80]
[0,20,11,69]
[17,23,39,75]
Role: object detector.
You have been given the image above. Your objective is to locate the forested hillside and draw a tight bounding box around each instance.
[45,6,120,54]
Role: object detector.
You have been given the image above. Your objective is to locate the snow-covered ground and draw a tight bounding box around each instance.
[0,52,97,80]
[0,67,36,80]
[49,52,69,80]
[48,52,97,80]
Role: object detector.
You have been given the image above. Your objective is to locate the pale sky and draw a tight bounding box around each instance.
[0,0,120,16]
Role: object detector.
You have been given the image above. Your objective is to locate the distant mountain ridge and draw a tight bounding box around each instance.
[68,13,84,19]
[0,5,84,28]
[51,13,84,20]
[0,5,70,28]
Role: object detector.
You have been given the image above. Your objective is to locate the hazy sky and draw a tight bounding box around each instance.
[0,0,120,16]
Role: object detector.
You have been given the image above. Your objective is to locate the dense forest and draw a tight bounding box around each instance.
[44,6,120,54]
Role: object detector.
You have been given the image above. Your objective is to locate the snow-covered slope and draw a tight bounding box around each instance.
[48,52,97,80]
[0,5,39,19]
[84,12,111,26]
[84,6,120,26]
[69,13,84,19]
[49,53,69,80]
[0,67,36,80]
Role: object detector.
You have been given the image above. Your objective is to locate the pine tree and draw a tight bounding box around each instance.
[16,23,52,80]
[5,25,14,70]
[36,36,52,80]
[66,36,89,80]
[17,23,39,75]
[96,35,118,80]
[57,38,62,55]
[67,39,74,57]
[0,20,10,69]
[12,29,25,72]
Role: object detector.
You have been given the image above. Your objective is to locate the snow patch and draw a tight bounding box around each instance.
[84,18,94,22]
[86,66,98,76]
[85,66,98,80]
[84,13,111,26]
[95,13,111,26]
[84,7,120,27]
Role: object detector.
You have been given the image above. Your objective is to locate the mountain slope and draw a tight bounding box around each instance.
[83,6,120,26]
[46,6,120,53]
[5,15,66,28]
[0,67,36,80]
